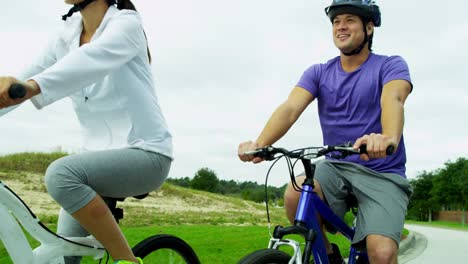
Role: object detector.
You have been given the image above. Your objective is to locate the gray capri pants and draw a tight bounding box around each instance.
[314,159,413,247]
[44,148,171,264]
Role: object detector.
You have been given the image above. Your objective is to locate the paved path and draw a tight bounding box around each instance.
[399,224,468,264]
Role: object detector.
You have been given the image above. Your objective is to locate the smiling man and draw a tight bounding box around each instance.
[238,1,413,263]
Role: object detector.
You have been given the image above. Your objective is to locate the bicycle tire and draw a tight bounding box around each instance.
[132,234,200,264]
[238,248,292,264]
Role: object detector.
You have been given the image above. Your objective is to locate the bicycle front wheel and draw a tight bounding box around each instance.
[238,249,292,264]
[132,234,200,264]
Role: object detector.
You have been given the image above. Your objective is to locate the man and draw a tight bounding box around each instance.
[238,1,413,263]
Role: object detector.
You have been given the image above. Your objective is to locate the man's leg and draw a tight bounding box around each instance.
[366,234,398,264]
[322,161,412,264]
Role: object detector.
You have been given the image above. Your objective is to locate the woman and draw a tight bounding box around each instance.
[0,1,172,263]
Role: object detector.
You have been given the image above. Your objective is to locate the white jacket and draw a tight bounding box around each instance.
[18,6,173,158]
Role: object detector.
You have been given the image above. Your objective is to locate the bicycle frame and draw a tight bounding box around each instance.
[0,180,105,264]
[267,157,366,264]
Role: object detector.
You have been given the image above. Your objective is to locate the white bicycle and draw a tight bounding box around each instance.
[0,85,201,264]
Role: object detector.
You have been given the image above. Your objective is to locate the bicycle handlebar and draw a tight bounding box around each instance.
[244,143,394,161]
[8,84,27,99]
[359,144,394,156]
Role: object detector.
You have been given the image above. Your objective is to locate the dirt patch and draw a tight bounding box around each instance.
[0,175,284,226]
[1,175,60,215]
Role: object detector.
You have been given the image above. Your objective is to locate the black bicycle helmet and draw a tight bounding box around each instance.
[325,0,381,56]
[325,0,381,27]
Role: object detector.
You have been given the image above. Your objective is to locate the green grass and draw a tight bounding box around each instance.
[406,220,468,231]
[0,152,68,174]
[402,228,409,237]
[0,225,352,264]
[0,208,409,263]
[0,152,410,263]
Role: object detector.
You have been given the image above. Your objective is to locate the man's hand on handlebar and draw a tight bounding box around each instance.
[353,133,397,161]
[238,141,265,164]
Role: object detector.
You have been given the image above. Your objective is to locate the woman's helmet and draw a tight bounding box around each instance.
[325,0,381,27]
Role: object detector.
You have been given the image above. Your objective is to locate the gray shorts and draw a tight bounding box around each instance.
[44,148,172,264]
[45,148,171,214]
[314,159,413,247]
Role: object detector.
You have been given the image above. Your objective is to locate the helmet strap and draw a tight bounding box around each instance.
[342,20,369,56]
[62,0,97,21]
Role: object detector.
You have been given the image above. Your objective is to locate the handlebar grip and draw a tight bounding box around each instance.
[8,84,27,99]
[359,145,395,155]
[243,146,282,161]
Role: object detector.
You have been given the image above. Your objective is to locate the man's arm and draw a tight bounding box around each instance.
[239,86,314,163]
[354,79,411,160]
[381,79,411,146]
[256,87,314,146]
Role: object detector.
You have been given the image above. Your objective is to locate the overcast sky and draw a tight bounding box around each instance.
[0,0,467,187]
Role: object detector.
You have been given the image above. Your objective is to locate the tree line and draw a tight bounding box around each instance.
[167,167,287,205]
[407,157,468,221]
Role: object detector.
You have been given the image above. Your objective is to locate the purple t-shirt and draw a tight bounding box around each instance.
[297,53,412,177]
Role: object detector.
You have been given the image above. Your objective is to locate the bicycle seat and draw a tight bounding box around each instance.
[104,193,149,222]
[346,195,359,216]
[110,193,149,202]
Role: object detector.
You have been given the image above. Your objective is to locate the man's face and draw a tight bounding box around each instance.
[332,14,373,53]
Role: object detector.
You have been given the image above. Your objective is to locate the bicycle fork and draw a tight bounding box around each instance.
[295,183,328,263]
[267,184,327,263]
[268,238,302,264]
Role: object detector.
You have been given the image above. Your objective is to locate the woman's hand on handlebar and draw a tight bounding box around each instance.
[0,77,18,108]
[0,76,41,109]
[238,141,264,164]
[353,133,397,161]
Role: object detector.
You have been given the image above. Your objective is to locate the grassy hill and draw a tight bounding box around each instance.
[0,153,387,263]
[0,171,287,227]
[0,152,297,263]
[0,152,287,227]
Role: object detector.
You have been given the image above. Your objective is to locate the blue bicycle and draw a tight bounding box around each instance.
[238,144,393,264]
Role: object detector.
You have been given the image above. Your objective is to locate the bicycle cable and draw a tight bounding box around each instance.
[265,155,291,237]
[264,147,311,237]
[264,153,288,236]
[263,146,330,237]
[290,157,302,192]
[287,147,321,193]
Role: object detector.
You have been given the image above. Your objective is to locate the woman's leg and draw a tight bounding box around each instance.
[57,209,89,264]
[45,148,171,263]
[57,197,137,263]
[72,195,137,262]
